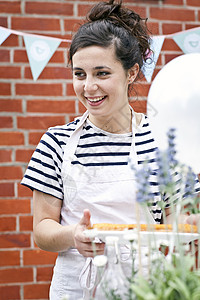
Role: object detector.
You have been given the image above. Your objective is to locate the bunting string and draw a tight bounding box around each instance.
[0,25,200,82]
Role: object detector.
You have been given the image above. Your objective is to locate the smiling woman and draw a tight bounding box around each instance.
[20,1,200,300]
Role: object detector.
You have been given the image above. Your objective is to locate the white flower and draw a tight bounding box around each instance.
[93,255,108,267]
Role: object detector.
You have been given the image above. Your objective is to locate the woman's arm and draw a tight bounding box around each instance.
[33,190,105,256]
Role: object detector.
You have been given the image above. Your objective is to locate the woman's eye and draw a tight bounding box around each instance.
[97,71,110,77]
[74,72,86,78]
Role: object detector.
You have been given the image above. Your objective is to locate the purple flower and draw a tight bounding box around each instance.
[184,167,196,197]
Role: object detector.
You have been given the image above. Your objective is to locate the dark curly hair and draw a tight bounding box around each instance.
[68,0,152,73]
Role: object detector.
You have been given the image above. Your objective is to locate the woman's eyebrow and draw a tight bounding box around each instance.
[72,66,111,71]
[94,66,111,70]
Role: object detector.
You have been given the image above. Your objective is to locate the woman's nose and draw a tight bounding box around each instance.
[84,77,98,93]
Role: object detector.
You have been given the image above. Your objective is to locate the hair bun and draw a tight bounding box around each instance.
[87,1,122,22]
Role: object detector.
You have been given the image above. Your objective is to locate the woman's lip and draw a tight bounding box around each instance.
[86,96,107,106]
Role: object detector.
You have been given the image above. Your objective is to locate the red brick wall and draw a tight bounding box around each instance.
[0,0,200,299]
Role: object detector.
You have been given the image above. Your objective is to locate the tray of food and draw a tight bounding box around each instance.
[84,223,200,245]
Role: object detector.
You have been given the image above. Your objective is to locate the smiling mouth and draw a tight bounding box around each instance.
[85,96,107,103]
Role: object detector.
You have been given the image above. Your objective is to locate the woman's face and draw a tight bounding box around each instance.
[72,45,137,121]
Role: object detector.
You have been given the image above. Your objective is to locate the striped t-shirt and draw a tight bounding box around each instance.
[21,114,200,223]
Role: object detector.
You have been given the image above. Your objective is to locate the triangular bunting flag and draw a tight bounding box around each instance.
[24,35,61,81]
[0,27,11,45]
[173,28,200,54]
[142,35,165,83]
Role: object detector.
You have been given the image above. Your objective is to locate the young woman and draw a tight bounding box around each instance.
[21,1,200,299]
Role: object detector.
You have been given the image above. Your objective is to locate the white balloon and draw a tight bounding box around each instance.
[147,53,200,174]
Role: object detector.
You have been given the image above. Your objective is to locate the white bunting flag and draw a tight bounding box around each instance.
[142,35,165,83]
[0,27,11,45]
[24,35,61,81]
[173,28,200,54]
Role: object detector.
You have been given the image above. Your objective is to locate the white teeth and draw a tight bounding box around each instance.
[86,96,105,102]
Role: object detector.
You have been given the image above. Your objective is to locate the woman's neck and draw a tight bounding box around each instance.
[88,106,132,134]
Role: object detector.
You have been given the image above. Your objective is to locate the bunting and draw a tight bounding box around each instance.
[0,27,11,45]
[142,35,165,83]
[24,35,61,81]
[0,25,200,82]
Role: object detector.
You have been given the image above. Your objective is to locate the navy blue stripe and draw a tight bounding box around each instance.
[136,147,157,155]
[31,157,56,171]
[77,142,131,148]
[138,158,156,164]
[80,132,106,139]
[75,152,130,158]
[135,131,151,137]
[71,161,128,166]
[23,174,63,193]
[54,132,71,137]
[28,166,62,182]
[40,136,62,163]
[135,138,154,146]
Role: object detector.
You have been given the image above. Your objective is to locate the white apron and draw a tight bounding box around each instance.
[50,110,154,300]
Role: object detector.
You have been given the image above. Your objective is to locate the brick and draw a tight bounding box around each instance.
[37,266,53,282]
[0,49,9,62]
[66,83,76,96]
[78,101,86,114]
[162,0,183,4]
[0,116,13,128]
[24,283,50,299]
[0,199,31,214]
[11,17,60,31]
[64,19,84,32]
[185,24,200,30]
[130,82,150,97]
[0,216,16,231]
[28,131,44,145]
[13,49,29,63]
[186,0,200,6]
[148,22,159,35]
[0,267,33,284]
[0,250,20,266]
[0,83,11,96]
[19,215,33,231]
[25,66,72,80]
[129,100,147,114]
[150,8,195,21]
[17,116,65,129]
[0,16,7,27]
[1,34,19,46]
[16,149,34,162]
[162,38,182,51]
[164,53,182,64]
[0,99,22,112]
[24,249,57,265]
[162,23,183,35]
[0,233,30,248]
[25,2,73,16]
[0,132,24,145]
[0,149,12,162]
[0,166,23,180]
[0,285,20,300]
[0,66,21,79]
[0,182,14,197]
[0,1,21,13]
[126,5,147,18]
[15,83,63,96]
[77,4,94,17]
[27,99,75,113]
[17,183,33,197]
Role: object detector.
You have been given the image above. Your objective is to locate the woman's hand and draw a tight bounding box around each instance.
[73,209,105,257]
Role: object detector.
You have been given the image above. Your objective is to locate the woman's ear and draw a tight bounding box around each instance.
[128,63,139,84]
